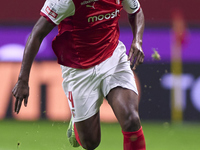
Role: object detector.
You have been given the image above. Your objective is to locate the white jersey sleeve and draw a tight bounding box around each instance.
[41,0,75,25]
[122,0,140,14]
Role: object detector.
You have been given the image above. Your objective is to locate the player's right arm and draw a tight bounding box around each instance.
[12,16,55,114]
[12,0,75,114]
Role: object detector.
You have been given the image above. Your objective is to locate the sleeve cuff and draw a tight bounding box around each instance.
[40,12,57,26]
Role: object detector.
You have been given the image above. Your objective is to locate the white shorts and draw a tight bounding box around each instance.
[61,41,138,122]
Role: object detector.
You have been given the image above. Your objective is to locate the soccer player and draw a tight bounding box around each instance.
[12,0,146,149]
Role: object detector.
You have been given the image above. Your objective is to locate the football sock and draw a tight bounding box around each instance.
[74,124,82,146]
[122,126,146,150]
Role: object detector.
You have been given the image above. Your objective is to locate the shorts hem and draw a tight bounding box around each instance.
[104,83,138,98]
[73,109,99,123]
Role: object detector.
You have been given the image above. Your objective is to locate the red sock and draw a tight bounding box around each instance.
[122,127,146,150]
[74,124,82,146]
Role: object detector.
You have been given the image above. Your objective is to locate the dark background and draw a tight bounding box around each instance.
[1,0,199,26]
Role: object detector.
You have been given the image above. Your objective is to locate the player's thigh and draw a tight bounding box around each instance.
[61,65,103,122]
[75,112,101,144]
[106,87,141,131]
[106,87,139,120]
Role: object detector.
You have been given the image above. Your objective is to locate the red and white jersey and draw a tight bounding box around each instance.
[40,0,140,69]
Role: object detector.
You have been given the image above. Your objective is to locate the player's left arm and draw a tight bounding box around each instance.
[123,0,145,70]
[128,8,145,70]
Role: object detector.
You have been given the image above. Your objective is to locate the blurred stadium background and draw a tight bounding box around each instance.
[0,0,200,149]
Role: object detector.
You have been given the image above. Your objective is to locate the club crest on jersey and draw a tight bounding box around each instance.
[45,6,58,19]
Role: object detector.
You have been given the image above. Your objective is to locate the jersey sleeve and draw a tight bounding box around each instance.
[122,0,140,14]
[40,0,75,25]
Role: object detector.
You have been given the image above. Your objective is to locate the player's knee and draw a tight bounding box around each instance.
[81,136,100,150]
[122,110,141,132]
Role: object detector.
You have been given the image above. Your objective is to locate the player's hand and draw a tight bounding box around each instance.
[128,41,144,70]
[12,80,29,114]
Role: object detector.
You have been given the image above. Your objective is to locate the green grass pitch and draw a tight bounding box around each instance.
[0,120,200,150]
